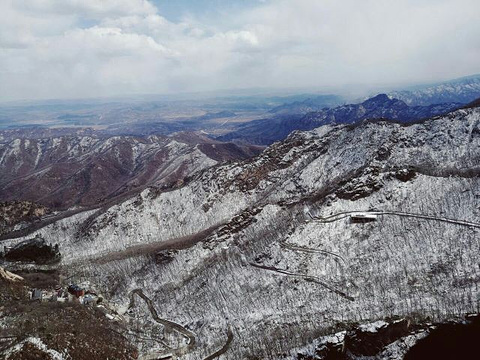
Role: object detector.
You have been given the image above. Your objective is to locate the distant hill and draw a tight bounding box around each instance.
[268,94,344,115]
[0,132,262,210]
[389,74,480,106]
[218,94,461,145]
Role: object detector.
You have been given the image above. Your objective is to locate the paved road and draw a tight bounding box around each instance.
[129,289,196,357]
[202,327,234,360]
[250,262,355,301]
[281,242,346,264]
[308,210,480,228]
[130,289,235,359]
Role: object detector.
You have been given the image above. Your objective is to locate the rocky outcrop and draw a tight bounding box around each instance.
[0,266,24,282]
[0,201,50,236]
[296,319,415,359]
[294,315,480,360]
[405,315,480,359]
[4,235,60,264]
[345,320,411,356]
[155,249,178,264]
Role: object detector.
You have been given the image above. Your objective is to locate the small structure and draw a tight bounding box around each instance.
[68,284,85,297]
[31,289,43,301]
[3,246,13,255]
[350,213,378,223]
[157,354,174,360]
[83,294,96,306]
[55,285,62,293]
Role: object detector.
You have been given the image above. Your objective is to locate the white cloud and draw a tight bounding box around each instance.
[13,0,157,18]
[240,0,480,86]
[0,0,479,100]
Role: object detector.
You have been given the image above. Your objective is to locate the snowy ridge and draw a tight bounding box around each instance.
[390,74,480,106]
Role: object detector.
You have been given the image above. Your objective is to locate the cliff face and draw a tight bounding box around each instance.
[2,107,479,359]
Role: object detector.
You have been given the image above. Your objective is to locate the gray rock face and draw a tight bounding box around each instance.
[3,106,480,359]
[292,319,433,360]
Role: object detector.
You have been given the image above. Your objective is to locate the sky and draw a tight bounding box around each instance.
[0,0,479,101]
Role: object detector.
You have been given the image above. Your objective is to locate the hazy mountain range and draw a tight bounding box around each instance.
[389,74,480,106]
[218,94,462,145]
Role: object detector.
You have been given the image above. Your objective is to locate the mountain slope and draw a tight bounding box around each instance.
[0,132,261,210]
[2,106,479,359]
[218,94,461,145]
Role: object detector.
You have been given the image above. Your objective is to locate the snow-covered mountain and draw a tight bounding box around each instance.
[219,94,461,144]
[2,104,479,359]
[0,132,261,209]
[389,74,480,106]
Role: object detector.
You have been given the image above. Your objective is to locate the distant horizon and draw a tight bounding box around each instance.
[1,71,479,106]
[1,0,479,101]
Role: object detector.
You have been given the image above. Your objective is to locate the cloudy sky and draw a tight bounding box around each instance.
[1,0,479,101]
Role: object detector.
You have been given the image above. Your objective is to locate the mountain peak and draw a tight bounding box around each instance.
[361,93,409,111]
[363,93,392,105]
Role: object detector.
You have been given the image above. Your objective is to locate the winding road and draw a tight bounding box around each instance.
[250,262,355,301]
[307,210,480,228]
[202,327,234,360]
[130,289,236,359]
[129,289,196,357]
[281,242,346,264]
[251,208,480,304]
